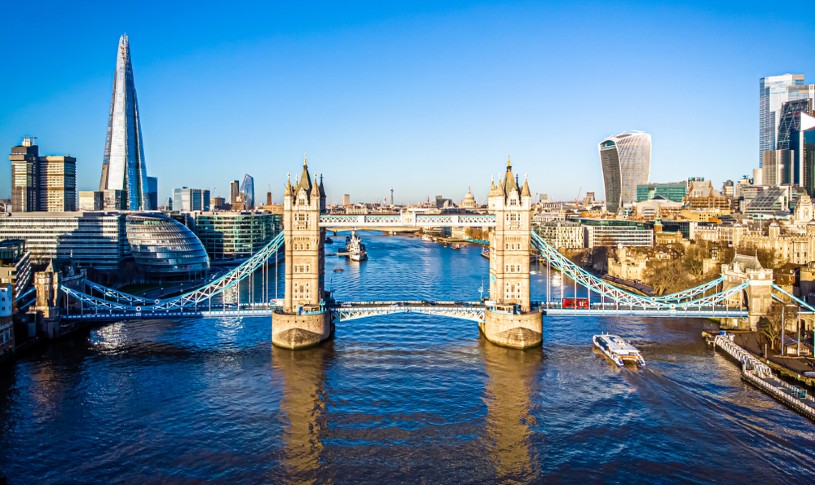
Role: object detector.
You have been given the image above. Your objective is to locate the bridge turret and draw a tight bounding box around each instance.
[273,158,333,349]
[481,157,541,349]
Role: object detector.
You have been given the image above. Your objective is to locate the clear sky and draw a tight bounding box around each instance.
[1,1,813,205]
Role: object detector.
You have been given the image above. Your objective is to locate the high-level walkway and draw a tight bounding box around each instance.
[46,228,806,322]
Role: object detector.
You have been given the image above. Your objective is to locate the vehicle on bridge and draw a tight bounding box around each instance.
[562,297,589,309]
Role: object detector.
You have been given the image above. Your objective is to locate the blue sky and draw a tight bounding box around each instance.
[1,1,813,205]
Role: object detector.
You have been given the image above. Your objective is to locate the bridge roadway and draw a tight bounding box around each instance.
[59,300,748,322]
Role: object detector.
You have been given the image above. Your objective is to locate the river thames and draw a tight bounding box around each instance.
[1,232,814,483]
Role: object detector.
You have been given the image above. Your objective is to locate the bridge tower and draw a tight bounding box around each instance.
[272,158,333,349]
[720,253,773,331]
[481,157,542,349]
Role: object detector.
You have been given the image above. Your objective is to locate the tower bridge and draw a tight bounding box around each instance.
[31,157,815,349]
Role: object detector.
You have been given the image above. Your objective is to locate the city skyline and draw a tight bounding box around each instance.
[1,1,814,204]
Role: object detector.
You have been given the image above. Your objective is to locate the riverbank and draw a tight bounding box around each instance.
[709,332,815,422]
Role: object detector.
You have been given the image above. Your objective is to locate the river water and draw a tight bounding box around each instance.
[1,232,814,483]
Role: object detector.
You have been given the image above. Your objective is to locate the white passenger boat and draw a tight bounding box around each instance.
[593,334,645,367]
[345,231,368,262]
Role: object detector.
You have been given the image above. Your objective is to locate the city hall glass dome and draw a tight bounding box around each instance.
[126,213,210,275]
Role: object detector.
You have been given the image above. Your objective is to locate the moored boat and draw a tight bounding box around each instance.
[481,247,490,259]
[346,231,368,262]
[593,334,645,367]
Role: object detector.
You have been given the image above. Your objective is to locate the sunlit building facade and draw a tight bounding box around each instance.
[599,131,651,213]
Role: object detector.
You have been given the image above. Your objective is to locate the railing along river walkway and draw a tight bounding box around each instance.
[713,333,815,422]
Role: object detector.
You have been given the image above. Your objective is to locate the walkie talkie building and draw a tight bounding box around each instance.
[99,34,155,210]
[599,131,651,213]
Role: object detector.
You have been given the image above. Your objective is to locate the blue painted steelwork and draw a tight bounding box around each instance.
[60,231,285,312]
[58,228,806,321]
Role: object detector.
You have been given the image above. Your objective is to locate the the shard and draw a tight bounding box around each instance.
[99,34,154,210]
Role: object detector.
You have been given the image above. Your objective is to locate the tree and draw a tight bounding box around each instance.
[757,248,783,269]
[645,259,690,295]
[760,303,786,350]
[682,244,706,277]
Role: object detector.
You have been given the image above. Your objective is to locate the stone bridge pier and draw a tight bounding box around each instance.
[272,159,333,349]
[480,159,542,349]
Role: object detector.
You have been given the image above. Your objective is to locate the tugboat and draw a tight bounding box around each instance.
[345,231,368,262]
[593,334,646,367]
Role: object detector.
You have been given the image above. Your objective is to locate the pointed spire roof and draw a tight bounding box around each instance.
[503,156,519,196]
[296,155,312,196]
[318,174,326,197]
[284,172,293,196]
[489,175,502,197]
[521,175,531,197]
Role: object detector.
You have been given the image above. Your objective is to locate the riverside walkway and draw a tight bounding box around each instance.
[713,333,815,421]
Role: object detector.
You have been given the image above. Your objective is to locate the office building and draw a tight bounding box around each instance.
[10,137,39,212]
[147,176,158,210]
[343,194,351,206]
[0,283,12,361]
[0,212,130,270]
[636,181,688,203]
[230,180,240,207]
[125,213,209,276]
[39,156,77,211]
[78,191,105,211]
[0,239,32,301]
[98,35,154,210]
[240,174,255,210]
[759,74,811,164]
[9,137,77,212]
[599,131,652,213]
[212,196,227,210]
[173,187,211,212]
[534,221,584,249]
[188,212,282,260]
[584,225,653,248]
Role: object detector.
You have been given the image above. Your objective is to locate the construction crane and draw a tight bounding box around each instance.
[575,187,582,204]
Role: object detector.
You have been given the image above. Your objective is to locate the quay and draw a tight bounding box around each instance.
[711,332,815,422]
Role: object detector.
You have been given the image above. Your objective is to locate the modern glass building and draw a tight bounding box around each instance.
[759,74,810,165]
[125,213,209,276]
[240,174,255,210]
[173,187,211,212]
[189,212,281,261]
[599,131,651,213]
[99,35,154,210]
[636,181,687,203]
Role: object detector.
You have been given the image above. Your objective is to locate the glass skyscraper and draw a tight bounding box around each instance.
[240,174,255,210]
[99,34,155,210]
[599,131,651,214]
[759,74,809,166]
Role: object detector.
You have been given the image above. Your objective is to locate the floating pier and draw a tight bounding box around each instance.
[713,333,815,422]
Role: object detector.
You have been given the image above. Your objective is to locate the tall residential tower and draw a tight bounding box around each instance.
[99,34,155,210]
[598,131,651,213]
